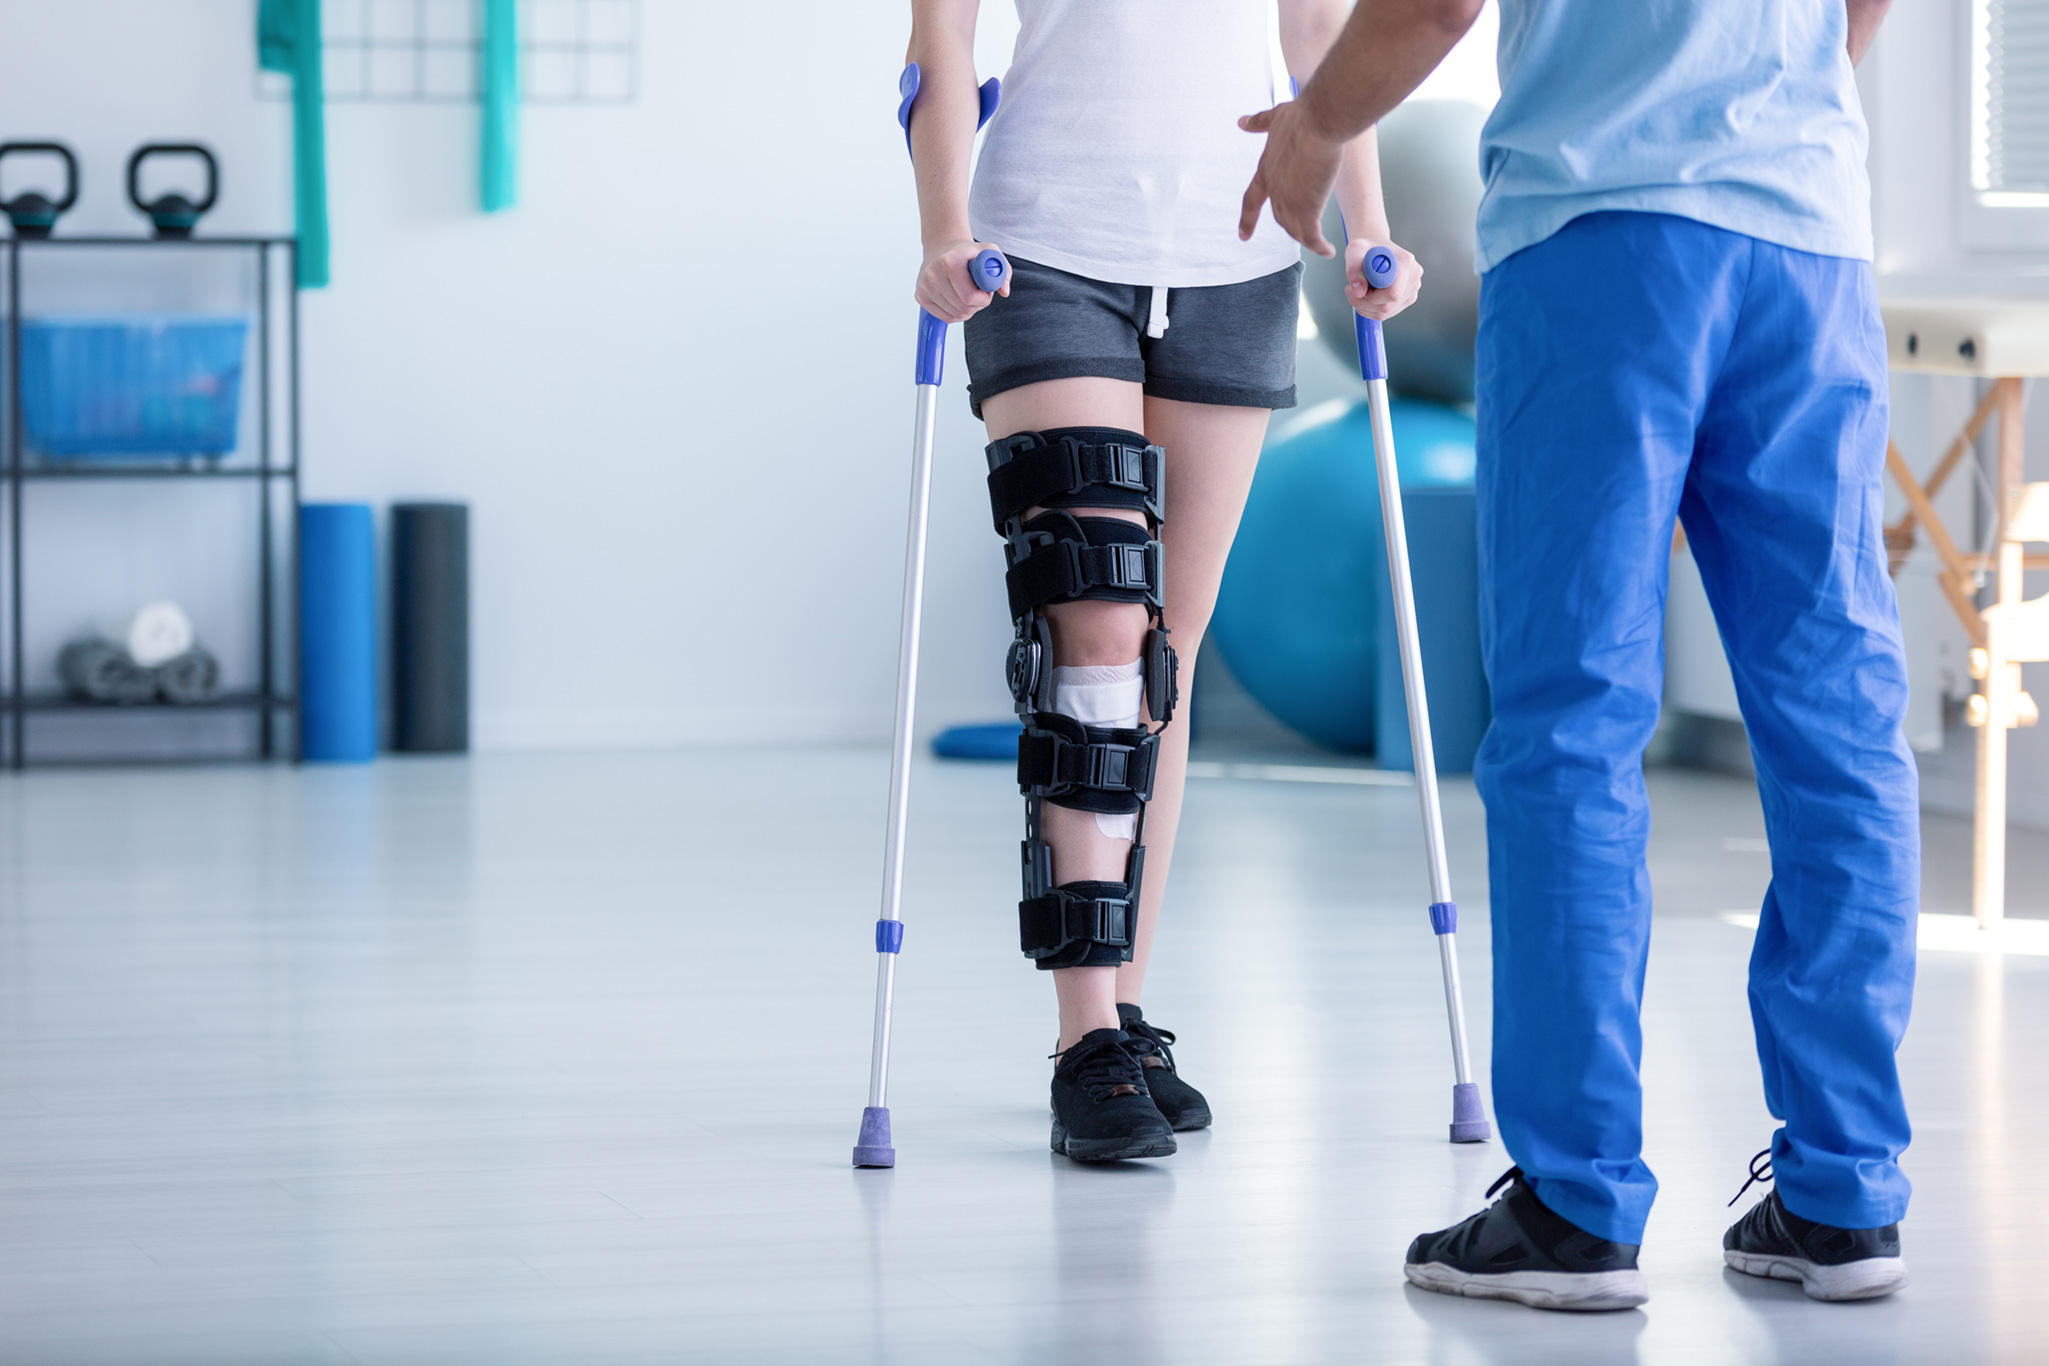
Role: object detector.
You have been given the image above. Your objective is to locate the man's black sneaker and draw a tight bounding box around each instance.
[1049,1028,1177,1162]
[1405,1168,1649,1311]
[1722,1151,1906,1302]
[1116,1003,1212,1131]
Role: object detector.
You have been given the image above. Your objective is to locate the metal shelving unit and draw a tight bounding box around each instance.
[0,235,300,768]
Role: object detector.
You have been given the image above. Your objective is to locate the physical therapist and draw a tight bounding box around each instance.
[1239,0,1913,1311]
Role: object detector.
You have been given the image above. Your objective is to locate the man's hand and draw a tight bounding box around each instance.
[1237,100,1346,257]
[915,239,1010,323]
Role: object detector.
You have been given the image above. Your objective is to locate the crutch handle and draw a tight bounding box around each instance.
[915,248,1011,386]
[1350,245,1396,382]
[968,246,1012,295]
[1361,245,1397,290]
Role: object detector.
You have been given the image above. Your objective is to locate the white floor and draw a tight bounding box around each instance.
[0,749,2042,1364]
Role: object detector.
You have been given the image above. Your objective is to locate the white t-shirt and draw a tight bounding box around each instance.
[968,0,1302,289]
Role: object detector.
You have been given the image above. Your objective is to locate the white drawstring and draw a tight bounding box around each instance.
[1146,285,1170,339]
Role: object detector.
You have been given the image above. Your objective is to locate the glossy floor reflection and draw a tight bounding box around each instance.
[0,750,2041,1363]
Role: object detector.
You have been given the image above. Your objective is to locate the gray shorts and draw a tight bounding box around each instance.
[963,256,1301,418]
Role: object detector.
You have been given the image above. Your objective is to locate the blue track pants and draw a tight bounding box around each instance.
[1473,212,1918,1244]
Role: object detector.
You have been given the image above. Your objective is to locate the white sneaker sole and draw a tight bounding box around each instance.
[1404,1261,1649,1311]
[1724,1249,1907,1302]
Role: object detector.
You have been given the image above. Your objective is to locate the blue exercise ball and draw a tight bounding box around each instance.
[1211,398,1476,753]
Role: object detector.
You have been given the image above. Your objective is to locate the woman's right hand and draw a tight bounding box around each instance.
[916,239,1010,323]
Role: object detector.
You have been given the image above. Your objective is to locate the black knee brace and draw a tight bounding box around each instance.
[987,428,1180,970]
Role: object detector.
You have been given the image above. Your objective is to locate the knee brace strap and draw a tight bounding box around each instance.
[1019,879,1133,968]
[1017,713,1158,811]
[1004,513,1162,620]
[986,428,1164,531]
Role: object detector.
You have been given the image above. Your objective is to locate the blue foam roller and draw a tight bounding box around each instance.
[299,503,377,762]
[1212,398,1476,753]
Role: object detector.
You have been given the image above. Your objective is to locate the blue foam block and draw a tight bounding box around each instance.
[299,503,377,762]
[932,722,1020,761]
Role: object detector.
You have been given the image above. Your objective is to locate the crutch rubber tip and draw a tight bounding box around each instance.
[1449,1082,1491,1144]
[853,1105,896,1167]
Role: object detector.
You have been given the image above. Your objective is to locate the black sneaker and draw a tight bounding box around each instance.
[1049,1028,1177,1163]
[1722,1151,1906,1302]
[1116,1003,1212,1131]
[1405,1168,1649,1311]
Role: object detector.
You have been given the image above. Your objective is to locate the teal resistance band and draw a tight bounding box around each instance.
[481,0,518,212]
[257,0,329,287]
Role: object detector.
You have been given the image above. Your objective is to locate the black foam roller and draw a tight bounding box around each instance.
[392,502,469,753]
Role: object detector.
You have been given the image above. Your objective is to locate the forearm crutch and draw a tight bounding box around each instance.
[853,64,1010,1169]
[1352,246,1491,1144]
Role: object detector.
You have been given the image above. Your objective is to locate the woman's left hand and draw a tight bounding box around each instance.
[1346,238,1423,321]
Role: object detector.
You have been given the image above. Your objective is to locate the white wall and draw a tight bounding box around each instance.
[15,1,2047,783]
[0,0,1025,751]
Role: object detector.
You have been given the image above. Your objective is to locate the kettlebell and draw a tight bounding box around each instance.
[0,142,79,239]
[127,143,218,239]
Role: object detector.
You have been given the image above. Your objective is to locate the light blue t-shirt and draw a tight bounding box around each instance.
[1474,1,1873,274]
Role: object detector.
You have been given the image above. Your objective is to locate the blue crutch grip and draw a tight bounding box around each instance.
[1347,242,1396,381]
[1362,245,1397,290]
[968,246,1011,295]
[914,247,1009,387]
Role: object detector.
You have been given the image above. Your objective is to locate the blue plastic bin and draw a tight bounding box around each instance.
[19,314,250,458]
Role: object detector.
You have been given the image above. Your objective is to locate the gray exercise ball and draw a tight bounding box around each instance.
[1303,99,1486,405]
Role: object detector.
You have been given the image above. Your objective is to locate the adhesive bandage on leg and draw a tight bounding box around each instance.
[1052,661,1144,839]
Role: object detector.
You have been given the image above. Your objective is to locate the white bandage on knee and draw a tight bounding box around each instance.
[1051,660,1145,840]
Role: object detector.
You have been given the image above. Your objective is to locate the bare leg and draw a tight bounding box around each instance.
[981,379,1149,1053]
[1115,398,1273,1006]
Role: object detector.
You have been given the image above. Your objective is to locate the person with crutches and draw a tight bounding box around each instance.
[1241,0,1913,1310]
[901,0,1421,1163]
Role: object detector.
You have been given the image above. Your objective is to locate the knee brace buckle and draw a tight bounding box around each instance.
[986,428,1164,532]
[1017,714,1158,807]
[1004,513,1162,619]
[1019,883,1133,964]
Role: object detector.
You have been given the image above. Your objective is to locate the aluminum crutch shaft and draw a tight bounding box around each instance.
[1352,245,1491,1144]
[855,62,1010,1170]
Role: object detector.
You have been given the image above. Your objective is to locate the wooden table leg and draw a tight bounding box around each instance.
[1973,379,2029,931]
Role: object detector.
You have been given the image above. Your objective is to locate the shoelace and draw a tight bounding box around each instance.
[1050,1036,1150,1101]
[1123,1018,1178,1071]
[1727,1148,1774,1207]
[1431,1167,1526,1259]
